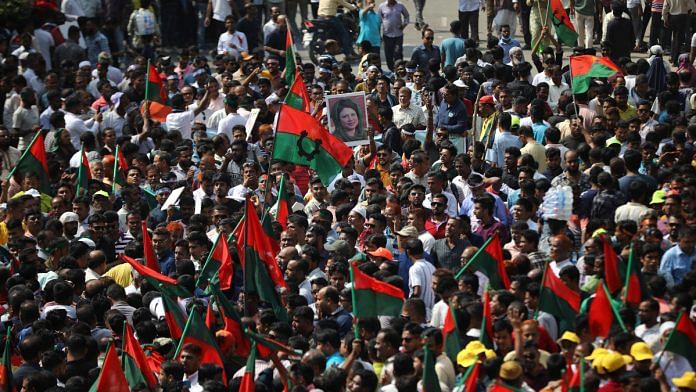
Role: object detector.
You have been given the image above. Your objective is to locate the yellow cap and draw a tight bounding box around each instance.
[599,352,632,373]
[650,190,667,205]
[499,361,523,381]
[586,347,608,361]
[673,372,696,390]
[630,342,653,361]
[457,349,478,368]
[465,341,487,355]
[592,228,608,238]
[558,331,580,344]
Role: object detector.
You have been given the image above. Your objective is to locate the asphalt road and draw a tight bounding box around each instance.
[293,0,649,72]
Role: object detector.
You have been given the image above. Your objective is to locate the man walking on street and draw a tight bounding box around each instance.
[379,0,410,71]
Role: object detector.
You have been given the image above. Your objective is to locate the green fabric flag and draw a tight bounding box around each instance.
[663,312,696,369]
[174,310,227,385]
[570,55,621,94]
[7,131,51,194]
[539,263,581,332]
[548,0,578,47]
[272,104,353,186]
[284,29,296,87]
[423,346,442,392]
[122,323,158,390]
[349,260,404,318]
[455,234,510,290]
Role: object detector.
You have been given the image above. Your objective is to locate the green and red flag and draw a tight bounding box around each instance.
[663,312,696,369]
[284,29,296,87]
[539,263,581,328]
[141,222,160,273]
[236,197,288,321]
[239,342,257,392]
[145,62,167,103]
[273,104,353,186]
[210,284,251,358]
[122,323,158,390]
[0,329,14,392]
[623,244,648,306]
[198,233,234,290]
[455,234,510,290]
[111,144,129,193]
[442,303,462,364]
[481,287,494,348]
[175,309,227,385]
[548,0,578,47]
[349,260,404,318]
[602,237,623,295]
[7,131,50,194]
[285,70,311,112]
[490,382,522,391]
[76,143,92,196]
[273,174,292,230]
[423,346,442,392]
[461,360,481,392]
[567,356,585,392]
[588,282,626,338]
[160,290,187,339]
[248,329,302,361]
[122,255,191,298]
[88,343,129,392]
[570,55,621,94]
[205,299,217,331]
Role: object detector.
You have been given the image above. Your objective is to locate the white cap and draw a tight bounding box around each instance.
[59,212,79,224]
[78,60,91,69]
[25,189,41,198]
[659,321,676,335]
[78,238,96,249]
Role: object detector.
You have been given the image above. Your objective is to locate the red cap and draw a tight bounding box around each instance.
[479,95,495,105]
[367,247,393,261]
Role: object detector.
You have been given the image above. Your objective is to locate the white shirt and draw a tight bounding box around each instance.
[423,191,459,217]
[217,112,248,140]
[64,111,96,149]
[99,110,126,137]
[33,28,54,71]
[298,278,314,304]
[418,231,436,254]
[458,0,480,12]
[23,68,45,96]
[165,110,196,139]
[217,31,248,59]
[408,259,436,320]
[430,299,449,329]
[91,66,124,85]
[532,72,553,86]
[547,81,569,111]
[211,0,232,21]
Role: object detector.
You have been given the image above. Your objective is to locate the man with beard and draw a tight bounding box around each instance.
[0,126,19,179]
[551,150,591,193]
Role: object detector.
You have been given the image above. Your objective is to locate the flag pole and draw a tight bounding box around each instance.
[242,197,250,318]
[260,105,282,223]
[76,142,84,196]
[144,59,151,103]
[174,312,195,358]
[602,281,627,332]
[112,144,119,194]
[534,261,550,320]
[622,243,634,305]
[654,311,682,366]
[569,55,581,120]
[454,235,495,279]
[348,262,360,339]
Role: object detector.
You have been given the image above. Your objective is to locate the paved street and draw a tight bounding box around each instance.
[294,0,649,73]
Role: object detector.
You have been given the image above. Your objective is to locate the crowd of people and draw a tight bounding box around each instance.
[0,0,696,391]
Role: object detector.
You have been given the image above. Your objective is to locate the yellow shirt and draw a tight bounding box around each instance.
[618,105,637,121]
[104,263,133,287]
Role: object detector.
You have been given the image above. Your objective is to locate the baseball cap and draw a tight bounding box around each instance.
[395,226,419,238]
[598,352,632,374]
[241,51,253,61]
[324,240,352,257]
[672,372,696,390]
[25,189,41,198]
[557,331,580,345]
[630,342,653,361]
[586,347,608,361]
[59,212,79,224]
[479,95,495,105]
[650,190,666,205]
[110,92,124,111]
[367,247,393,261]
[92,190,110,200]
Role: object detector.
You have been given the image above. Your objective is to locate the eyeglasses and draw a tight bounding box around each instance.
[424,37,434,40]
[365,223,376,228]
[431,202,444,206]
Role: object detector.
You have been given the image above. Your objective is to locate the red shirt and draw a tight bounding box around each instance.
[425,216,447,239]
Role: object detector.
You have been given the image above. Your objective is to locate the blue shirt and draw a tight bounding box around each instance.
[459,192,510,227]
[434,99,469,135]
[411,44,441,77]
[441,36,466,66]
[532,122,549,144]
[485,130,523,167]
[158,250,176,276]
[326,352,345,368]
[84,32,111,66]
[357,9,382,47]
[498,38,521,64]
[659,244,696,288]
